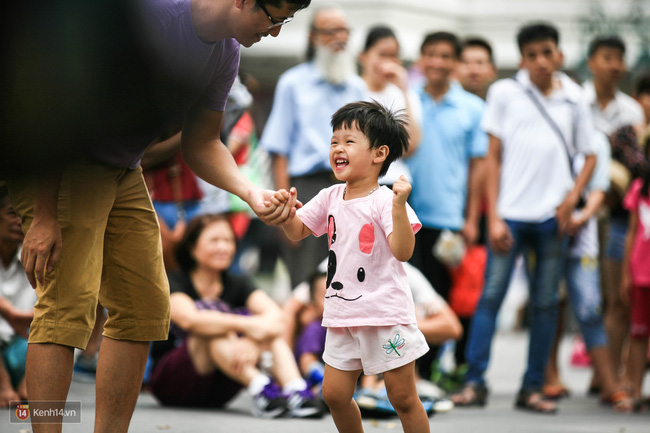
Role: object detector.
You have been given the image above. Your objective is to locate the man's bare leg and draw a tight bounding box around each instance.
[94,338,149,433]
[26,343,75,433]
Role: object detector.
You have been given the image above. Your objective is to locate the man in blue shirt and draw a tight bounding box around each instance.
[260,5,367,288]
[407,32,487,303]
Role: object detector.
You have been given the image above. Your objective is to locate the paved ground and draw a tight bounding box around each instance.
[2,332,648,432]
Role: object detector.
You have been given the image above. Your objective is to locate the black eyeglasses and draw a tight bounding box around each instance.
[256,0,293,29]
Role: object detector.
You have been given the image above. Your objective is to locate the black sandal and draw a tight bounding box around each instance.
[515,389,558,414]
[450,383,488,407]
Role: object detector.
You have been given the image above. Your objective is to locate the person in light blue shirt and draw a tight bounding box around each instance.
[408,82,487,231]
[260,5,367,288]
[406,32,487,300]
[261,62,367,180]
[405,31,487,384]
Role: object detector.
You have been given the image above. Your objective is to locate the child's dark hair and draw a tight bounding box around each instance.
[587,35,625,58]
[331,100,409,177]
[516,22,559,53]
[363,25,396,52]
[308,270,327,300]
[635,72,650,97]
[642,135,650,199]
[420,31,461,58]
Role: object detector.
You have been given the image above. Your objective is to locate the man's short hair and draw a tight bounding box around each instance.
[420,31,462,58]
[461,37,495,65]
[516,22,559,53]
[635,72,650,96]
[0,185,10,209]
[259,0,311,10]
[587,35,626,58]
[331,101,409,178]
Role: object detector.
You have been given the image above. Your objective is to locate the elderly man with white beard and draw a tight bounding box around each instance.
[260,4,367,289]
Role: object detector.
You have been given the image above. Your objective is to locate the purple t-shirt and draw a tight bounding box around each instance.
[87,0,240,169]
[294,320,327,361]
[297,184,422,327]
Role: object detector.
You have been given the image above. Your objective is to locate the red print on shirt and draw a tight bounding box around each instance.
[359,223,374,254]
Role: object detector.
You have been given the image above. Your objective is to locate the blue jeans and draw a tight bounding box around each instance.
[465,218,566,391]
[565,257,607,349]
[604,217,628,261]
[1,336,28,388]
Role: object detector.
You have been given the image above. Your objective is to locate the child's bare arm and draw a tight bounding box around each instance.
[388,176,415,261]
[277,187,313,241]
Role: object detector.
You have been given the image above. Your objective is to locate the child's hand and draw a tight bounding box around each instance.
[392,175,411,206]
[271,187,298,226]
[271,189,290,205]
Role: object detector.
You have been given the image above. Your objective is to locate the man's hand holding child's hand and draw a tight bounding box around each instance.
[271,187,299,225]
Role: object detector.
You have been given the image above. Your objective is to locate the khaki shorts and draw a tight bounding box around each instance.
[8,161,170,349]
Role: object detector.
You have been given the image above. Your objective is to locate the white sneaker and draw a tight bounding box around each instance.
[416,379,445,399]
[432,398,454,413]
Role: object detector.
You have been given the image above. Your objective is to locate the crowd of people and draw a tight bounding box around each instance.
[2,1,650,432]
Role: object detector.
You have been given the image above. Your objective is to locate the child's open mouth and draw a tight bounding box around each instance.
[335,158,349,169]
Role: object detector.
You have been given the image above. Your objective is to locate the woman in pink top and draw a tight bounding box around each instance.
[621,141,650,410]
[274,101,430,433]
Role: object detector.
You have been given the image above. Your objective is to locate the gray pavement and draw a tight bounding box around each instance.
[3,332,648,432]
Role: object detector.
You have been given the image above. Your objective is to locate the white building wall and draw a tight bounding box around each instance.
[243,0,650,71]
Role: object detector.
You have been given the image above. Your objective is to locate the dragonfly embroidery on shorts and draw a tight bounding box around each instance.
[382,334,406,356]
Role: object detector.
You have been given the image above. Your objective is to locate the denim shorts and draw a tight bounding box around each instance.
[605,218,628,261]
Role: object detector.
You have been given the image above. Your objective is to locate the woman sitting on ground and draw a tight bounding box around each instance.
[149,214,322,419]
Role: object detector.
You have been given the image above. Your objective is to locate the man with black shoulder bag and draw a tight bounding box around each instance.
[451,22,596,414]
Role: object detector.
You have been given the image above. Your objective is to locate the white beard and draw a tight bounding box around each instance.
[314,45,356,85]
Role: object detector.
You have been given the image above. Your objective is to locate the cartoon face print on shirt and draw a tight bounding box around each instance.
[325,215,375,302]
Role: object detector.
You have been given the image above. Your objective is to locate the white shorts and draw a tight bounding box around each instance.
[323,324,429,375]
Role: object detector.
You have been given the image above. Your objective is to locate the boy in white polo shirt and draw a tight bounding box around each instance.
[451,22,596,414]
[583,36,645,392]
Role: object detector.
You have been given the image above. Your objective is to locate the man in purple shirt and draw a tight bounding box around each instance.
[4,1,310,432]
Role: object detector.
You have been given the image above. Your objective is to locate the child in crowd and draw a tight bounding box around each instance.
[274,101,430,433]
[293,271,328,391]
[621,139,650,411]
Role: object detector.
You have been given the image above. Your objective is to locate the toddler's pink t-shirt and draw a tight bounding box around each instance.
[297,184,422,327]
[623,178,650,287]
